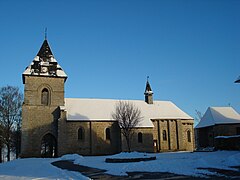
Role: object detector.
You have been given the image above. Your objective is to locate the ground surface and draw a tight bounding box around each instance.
[0,151,240,179]
[62,151,240,177]
[52,160,240,179]
[52,160,201,179]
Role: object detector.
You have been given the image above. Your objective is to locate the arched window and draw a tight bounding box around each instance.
[187,130,191,142]
[41,88,49,105]
[78,127,84,141]
[138,132,143,143]
[163,130,167,141]
[106,128,110,140]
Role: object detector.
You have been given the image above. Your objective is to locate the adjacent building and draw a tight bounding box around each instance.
[21,39,194,158]
[195,107,240,149]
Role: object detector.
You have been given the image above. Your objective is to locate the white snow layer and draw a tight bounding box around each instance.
[64,98,193,127]
[0,158,88,180]
[1,151,240,179]
[196,107,240,128]
[69,151,240,177]
[22,56,67,78]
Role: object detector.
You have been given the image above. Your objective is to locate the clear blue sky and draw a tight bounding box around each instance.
[0,0,240,121]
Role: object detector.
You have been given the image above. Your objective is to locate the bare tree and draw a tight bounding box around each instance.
[112,101,142,152]
[0,124,3,163]
[195,110,202,125]
[195,110,203,149]
[11,118,21,159]
[0,86,22,161]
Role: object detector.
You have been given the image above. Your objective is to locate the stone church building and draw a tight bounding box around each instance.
[21,39,194,158]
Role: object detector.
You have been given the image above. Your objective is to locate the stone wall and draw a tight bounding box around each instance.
[21,76,65,157]
[121,128,154,152]
[21,75,195,157]
[23,76,65,106]
[152,119,194,152]
[58,112,121,156]
[180,120,195,151]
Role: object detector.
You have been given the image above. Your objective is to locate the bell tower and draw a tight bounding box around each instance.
[21,39,67,157]
[144,77,154,104]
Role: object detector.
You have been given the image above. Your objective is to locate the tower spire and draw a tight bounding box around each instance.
[144,76,153,104]
[37,38,53,59]
[145,76,152,92]
[22,38,67,84]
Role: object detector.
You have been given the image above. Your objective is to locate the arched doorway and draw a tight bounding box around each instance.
[41,133,57,158]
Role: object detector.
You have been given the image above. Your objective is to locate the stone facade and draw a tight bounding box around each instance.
[21,39,195,158]
[151,119,194,152]
[121,128,154,153]
[21,76,65,157]
[58,110,121,156]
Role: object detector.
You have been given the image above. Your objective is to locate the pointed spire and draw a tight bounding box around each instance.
[144,76,153,104]
[37,39,53,61]
[145,76,153,93]
[22,39,67,84]
[145,76,153,94]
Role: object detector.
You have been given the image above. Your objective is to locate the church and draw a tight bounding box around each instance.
[21,39,194,158]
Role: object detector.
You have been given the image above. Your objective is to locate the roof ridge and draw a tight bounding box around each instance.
[64,97,172,103]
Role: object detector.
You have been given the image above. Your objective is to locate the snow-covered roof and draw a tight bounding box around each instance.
[195,107,240,129]
[64,98,193,128]
[22,56,67,78]
[22,40,67,84]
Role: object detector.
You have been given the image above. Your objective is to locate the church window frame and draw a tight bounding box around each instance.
[187,130,191,142]
[138,132,143,143]
[78,127,85,141]
[105,128,111,141]
[163,130,167,141]
[41,88,50,106]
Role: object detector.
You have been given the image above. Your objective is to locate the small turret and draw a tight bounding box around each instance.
[144,77,153,104]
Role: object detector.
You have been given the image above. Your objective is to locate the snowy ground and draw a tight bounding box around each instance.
[0,158,88,180]
[0,151,240,179]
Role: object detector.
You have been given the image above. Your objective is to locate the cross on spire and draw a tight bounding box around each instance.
[44,28,47,40]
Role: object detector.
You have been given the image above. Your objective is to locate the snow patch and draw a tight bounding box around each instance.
[1,151,240,179]
[60,153,84,161]
[109,151,154,159]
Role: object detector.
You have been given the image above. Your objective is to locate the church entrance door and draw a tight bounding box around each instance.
[41,133,57,158]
